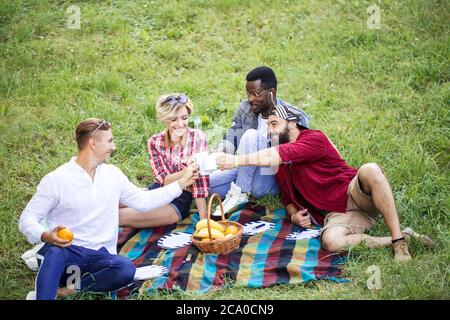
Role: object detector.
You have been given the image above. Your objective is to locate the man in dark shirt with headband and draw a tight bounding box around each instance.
[215,104,435,262]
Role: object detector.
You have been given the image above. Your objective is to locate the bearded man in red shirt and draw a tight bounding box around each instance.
[216,104,434,262]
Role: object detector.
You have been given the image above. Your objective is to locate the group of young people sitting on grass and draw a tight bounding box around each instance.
[19,66,434,300]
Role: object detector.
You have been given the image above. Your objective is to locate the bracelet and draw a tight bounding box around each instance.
[234,156,239,168]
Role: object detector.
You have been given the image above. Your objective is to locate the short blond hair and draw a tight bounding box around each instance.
[155,93,193,124]
[75,118,111,150]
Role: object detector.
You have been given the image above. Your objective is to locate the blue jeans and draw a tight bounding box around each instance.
[35,244,135,300]
[210,129,279,199]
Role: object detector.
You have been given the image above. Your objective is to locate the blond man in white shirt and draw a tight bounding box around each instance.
[19,118,197,300]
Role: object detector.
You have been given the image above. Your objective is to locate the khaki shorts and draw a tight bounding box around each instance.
[321,169,381,236]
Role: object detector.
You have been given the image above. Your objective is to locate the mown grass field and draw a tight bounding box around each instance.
[0,0,448,300]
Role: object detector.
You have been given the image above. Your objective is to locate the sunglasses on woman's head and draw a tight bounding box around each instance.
[165,95,189,108]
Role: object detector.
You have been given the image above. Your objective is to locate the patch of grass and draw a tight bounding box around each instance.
[0,0,448,299]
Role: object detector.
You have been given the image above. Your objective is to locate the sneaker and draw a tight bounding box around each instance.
[21,243,45,271]
[212,182,249,217]
[26,291,36,300]
[402,227,436,249]
[393,239,412,263]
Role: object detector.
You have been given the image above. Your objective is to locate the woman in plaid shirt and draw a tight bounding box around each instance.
[120,94,209,228]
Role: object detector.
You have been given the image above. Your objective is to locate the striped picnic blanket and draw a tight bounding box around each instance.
[117,203,347,297]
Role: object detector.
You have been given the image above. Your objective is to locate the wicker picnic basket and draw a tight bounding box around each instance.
[192,193,243,254]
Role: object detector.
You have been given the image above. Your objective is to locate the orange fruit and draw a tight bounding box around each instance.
[57,228,74,241]
[225,225,239,236]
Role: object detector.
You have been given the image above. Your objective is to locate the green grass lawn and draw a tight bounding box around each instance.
[0,0,448,300]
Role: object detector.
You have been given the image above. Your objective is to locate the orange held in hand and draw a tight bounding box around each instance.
[57,228,74,241]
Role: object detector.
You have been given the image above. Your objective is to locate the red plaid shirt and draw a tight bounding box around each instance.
[148,128,209,198]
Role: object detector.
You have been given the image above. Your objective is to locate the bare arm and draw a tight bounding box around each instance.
[238,147,282,167]
[163,170,185,185]
[215,147,282,170]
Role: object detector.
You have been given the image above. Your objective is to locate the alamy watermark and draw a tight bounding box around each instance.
[366,265,382,290]
[367,4,381,30]
[66,5,81,30]
[65,265,81,290]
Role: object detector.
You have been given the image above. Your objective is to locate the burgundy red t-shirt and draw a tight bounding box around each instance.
[276,129,358,226]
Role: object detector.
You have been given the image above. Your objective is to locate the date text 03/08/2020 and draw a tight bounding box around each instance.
[176,304,274,317]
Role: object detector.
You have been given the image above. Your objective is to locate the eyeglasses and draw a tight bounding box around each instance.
[90,119,109,137]
[246,89,270,98]
[164,95,189,108]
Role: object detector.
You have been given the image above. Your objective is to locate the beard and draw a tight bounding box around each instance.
[249,102,271,115]
[249,103,263,114]
[270,127,290,146]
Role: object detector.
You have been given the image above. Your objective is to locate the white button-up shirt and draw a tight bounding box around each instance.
[19,158,182,254]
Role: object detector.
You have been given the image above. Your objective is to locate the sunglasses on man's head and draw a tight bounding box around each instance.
[90,119,110,137]
[164,95,189,108]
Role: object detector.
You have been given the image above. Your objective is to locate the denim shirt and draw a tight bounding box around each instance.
[217,98,309,154]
